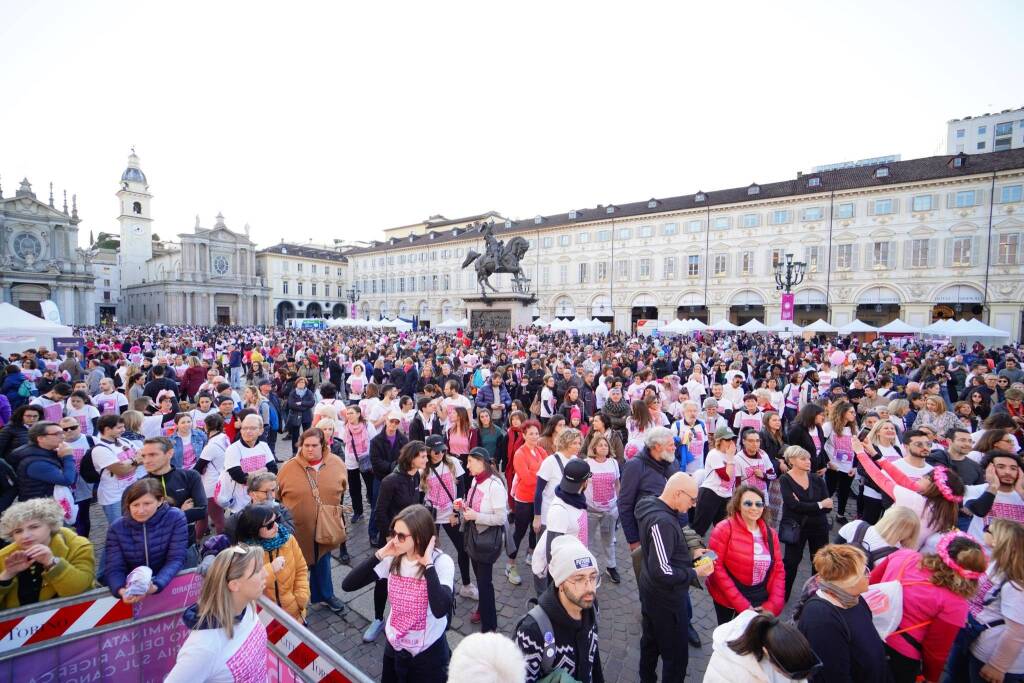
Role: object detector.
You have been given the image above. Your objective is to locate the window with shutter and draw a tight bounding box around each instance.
[687,255,700,277]
[998,234,1021,265]
[950,237,972,267]
[714,254,728,276]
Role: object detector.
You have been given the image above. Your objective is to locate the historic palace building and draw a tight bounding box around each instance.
[345,149,1024,340]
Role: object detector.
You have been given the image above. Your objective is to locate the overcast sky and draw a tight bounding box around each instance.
[3,1,1022,250]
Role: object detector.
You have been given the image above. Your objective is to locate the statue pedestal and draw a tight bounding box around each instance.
[463,294,536,332]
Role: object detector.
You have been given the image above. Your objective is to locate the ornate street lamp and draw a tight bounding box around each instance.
[774,252,807,294]
[345,286,360,319]
[774,253,806,331]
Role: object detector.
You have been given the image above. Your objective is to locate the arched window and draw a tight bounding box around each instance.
[133,201,142,215]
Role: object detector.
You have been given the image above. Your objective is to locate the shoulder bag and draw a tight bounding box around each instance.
[464,477,505,564]
[305,464,347,548]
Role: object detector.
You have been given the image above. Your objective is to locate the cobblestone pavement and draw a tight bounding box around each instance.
[85,438,818,682]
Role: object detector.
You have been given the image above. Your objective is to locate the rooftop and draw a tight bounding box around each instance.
[259,242,351,263]
[948,106,1024,123]
[346,147,1024,256]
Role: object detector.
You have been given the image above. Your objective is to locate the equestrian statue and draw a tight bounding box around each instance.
[460,221,531,298]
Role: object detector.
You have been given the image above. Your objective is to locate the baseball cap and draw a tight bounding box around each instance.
[467,446,493,463]
[559,459,592,495]
[713,425,737,441]
[425,434,446,451]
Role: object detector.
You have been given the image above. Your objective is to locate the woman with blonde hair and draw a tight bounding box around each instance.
[943,519,1024,682]
[913,394,960,437]
[0,498,94,607]
[165,545,268,683]
[888,398,910,435]
[858,418,904,523]
[836,504,920,569]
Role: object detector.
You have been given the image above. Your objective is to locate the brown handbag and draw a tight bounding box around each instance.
[305,466,347,548]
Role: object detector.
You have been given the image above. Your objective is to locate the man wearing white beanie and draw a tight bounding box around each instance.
[514,535,604,683]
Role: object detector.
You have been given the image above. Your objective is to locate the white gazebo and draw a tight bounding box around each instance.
[837,319,878,335]
[877,319,921,335]
[0,303,74,355]
[708,318,741,332]
[803,319,839,334]
[739,318,768,333]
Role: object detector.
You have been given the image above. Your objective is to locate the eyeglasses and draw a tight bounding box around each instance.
[62,426,79,432]
[741,500,765,508]
[565,572,601,589]
[387,530,410,542]
[261,517,279,530]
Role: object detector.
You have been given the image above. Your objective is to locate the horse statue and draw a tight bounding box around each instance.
[461,232,530,298]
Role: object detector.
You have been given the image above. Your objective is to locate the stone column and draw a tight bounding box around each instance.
[208,294,216,326]
[988,303,1022,343]
[708,305,729,323]
[901,303,933,329]
[830,304,856,327]
[82,287,96,325]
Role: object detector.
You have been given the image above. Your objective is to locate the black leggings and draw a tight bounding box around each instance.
[374,577,388,620]
[509,500,537,559]
[348,468,374,517]
[826,469,854,517]
[783,521,830,600]
[691,488,729,537]
[438,521,472,586]
[288,420,311,453]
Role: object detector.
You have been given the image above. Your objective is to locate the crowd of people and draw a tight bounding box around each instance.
[1,321,1023,682]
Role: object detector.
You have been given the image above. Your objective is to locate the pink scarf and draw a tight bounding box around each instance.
[346,422,370,455]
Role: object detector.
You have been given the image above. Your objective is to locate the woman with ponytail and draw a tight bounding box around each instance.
[871,530,987,683]
[705,608,820,682]
[165,545,269,683]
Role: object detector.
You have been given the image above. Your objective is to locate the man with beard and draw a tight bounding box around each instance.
[963,450,1024,542]
[514,536,604,683]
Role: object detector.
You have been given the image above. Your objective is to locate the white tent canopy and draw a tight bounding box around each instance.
[739,318,768,333]
[837,319,878,335]
[877,319,921,334]
[938,318,1011,344]
[434,318,467,331]
[381,318,413,331]
[803,319,838,333]
[0,303,74,354]
[531,318,550,329]
[708,318,741,332]
[768,320,803,333]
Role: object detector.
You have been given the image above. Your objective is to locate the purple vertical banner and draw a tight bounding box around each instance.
[351,303,358,319]
[780,293,795,322]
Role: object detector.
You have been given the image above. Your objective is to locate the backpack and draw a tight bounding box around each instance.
[847,520,898,569]
[527,604,559,679]
[17,379,36,399]
[79,437,107,485]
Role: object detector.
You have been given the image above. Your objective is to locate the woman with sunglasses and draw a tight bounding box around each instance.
[795,544,889,683]
[707,485,785,623]
[231,503,309,622]
[165,545,269,683]
[342,504,454,683]
[704,607,820,683]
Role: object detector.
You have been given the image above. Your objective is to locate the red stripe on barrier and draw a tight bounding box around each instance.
[23,600,92,646]
[320,669,351,683]
[265,618,289,644]
[0,615,22,643]
[95,599,133,627]
[287,642,317,670]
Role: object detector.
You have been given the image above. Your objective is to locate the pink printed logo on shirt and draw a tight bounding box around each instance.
[240,454,266,473]
[577,508,589,547]
[590,472,616,506]
[986,501,1024,525]
[116,447,137,482]
[426,471,456,511]
[225,619,269,682]
[387,574,428,651]
[182,443,196,469]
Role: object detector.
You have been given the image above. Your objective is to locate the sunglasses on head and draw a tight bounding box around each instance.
[261,517,279,530]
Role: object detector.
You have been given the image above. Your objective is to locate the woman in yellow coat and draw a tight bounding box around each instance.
[233,503,310,621]
[0,498,95,607]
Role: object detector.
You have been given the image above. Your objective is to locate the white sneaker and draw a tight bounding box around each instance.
[362,618,384,642]
[505,564,522,585]
[458,583,479,601]
[525,550,533,564]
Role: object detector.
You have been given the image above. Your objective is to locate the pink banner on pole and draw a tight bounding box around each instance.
[780,293,795,322]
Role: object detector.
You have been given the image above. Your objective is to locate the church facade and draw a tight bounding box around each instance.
[0,178,95,324]
[118,151,271,325]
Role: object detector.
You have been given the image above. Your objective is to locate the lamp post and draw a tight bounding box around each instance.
[774,252,806,332]
[345,286,360,319]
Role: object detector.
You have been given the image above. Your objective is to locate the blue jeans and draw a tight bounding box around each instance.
[230,366,242,389]
[103,502,122,525]
[309,547,335,603]
[367,477,382,542]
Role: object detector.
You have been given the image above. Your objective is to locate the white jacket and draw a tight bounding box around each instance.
[703,610,806,683]
[466,474,507,527]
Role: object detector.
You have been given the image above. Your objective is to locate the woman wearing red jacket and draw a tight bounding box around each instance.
[706,484,785,624]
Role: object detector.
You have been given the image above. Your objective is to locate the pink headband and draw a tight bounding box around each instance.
[931,466,963,504]
[935,531,985,581]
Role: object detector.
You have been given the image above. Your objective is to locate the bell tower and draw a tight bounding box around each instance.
[117,147,153,286]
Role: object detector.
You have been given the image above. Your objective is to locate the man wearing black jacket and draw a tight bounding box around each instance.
[635,473,713,683]
[138,437,207,556]
[408,398,443,443]
[515,535,604,683]
[368,411,408,546]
